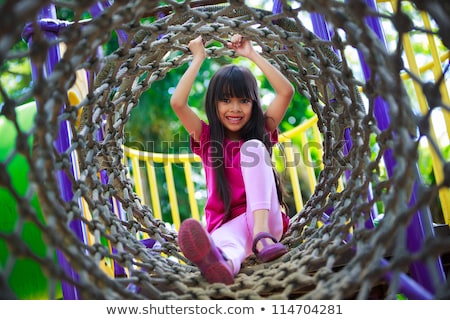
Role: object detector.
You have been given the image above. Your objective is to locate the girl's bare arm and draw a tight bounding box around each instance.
[228,35,294,132]
[170,36,206,142]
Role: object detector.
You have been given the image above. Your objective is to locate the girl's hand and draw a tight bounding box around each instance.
[227,34,255,58]
[189,36,206,60]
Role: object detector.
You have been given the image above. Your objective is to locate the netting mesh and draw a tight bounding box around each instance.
[0,0,449,299]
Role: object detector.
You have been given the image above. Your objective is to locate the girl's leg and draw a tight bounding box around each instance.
[210,213,252,275]
[240,139,284,251]
[210,139,286,274]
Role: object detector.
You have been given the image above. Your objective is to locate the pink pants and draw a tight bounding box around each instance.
[210,139,284,275]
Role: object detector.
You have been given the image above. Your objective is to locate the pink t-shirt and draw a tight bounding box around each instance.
[191,121,278,233]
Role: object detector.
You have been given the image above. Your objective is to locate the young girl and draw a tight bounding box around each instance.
[170,34,294,284]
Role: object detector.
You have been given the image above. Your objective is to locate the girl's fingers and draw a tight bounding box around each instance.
[190,36,203,45]
[229,34,243,48]
[230,34,242,43]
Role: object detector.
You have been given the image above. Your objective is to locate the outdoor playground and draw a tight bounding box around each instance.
[0,0,449,299]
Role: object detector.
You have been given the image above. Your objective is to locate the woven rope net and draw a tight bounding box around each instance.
[1,0,450,299]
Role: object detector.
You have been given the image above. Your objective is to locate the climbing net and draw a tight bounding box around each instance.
[1,0,449,299]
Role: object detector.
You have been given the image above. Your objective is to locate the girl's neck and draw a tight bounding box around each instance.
[225,131,242,141]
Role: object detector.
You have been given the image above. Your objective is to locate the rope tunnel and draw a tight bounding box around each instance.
[0,0,449,299]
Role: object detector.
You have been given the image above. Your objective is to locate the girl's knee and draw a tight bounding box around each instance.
[242,139,264,149]
[241,139,270,168]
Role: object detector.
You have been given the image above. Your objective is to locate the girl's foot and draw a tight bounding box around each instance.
[252,232,287,262]
[178,218,234,285]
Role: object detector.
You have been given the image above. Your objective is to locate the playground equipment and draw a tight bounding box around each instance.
[0,0,449,299]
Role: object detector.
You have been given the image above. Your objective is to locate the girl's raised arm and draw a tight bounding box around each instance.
[170,36,206,142]
[228,35,294,133]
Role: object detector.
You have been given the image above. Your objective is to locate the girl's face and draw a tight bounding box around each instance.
[217,97,252,140]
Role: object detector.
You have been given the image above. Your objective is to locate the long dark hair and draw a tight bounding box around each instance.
[204,64,288,222]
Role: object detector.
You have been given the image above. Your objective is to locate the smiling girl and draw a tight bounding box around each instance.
[170,34,294,284]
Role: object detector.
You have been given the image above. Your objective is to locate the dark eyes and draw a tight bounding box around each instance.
[220,98,251,103]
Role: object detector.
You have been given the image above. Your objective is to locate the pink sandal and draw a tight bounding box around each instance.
[178,218,234,285]
[252,232,287,262]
